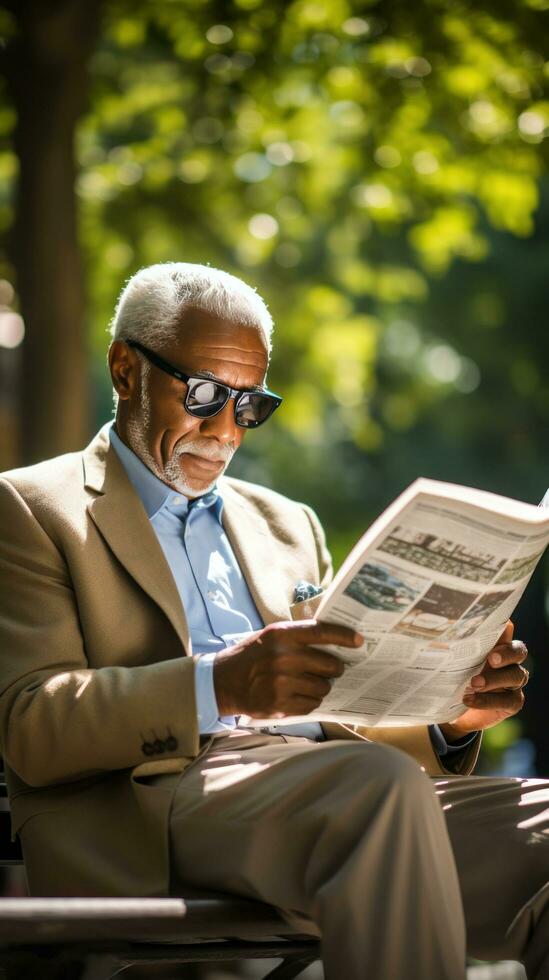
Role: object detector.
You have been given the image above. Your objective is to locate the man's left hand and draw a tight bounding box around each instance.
[439,622,529,742]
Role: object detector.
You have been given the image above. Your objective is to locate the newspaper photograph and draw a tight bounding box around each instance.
[246,478,549,729]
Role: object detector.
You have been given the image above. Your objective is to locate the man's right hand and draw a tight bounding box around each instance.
[213,621,363,718]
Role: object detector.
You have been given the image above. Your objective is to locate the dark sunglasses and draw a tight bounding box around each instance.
[126,339,282,429]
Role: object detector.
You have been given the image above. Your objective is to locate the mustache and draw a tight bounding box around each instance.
[172,439,235,464]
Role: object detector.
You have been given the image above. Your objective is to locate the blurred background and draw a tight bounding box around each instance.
[0,0,548,789]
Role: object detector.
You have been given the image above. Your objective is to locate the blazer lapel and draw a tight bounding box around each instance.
[83,427,191,651]
[220,479,293,626]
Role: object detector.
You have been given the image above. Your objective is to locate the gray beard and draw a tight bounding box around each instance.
[126,372,235,497]
[162,437,235,497]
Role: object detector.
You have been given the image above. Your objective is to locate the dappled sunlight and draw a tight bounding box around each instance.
[44,672,93,700]
[203,761,269,794]
[517,779,549,830]
[44,673,72,695]
[75,674,93,699]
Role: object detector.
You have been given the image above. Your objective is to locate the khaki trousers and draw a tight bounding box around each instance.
[169,734,549,980]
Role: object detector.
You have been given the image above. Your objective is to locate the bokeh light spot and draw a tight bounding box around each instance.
[266,142,295,166]
[234,153,271,182]
[518,111,545,136]
[413,151,439,174]
[352,183,393,208]
[405,56,432,77]
[456,358,481,393]
[0,312,24,349]
[342,17,370,36]
[382,320,421,360]
[237,109,263,133]
[469,100,496,124]
[329,100,365,128]
[249,213,279,239]
[206,24,234,45]
[375,145,401,168]
[424,344,462,384]
[117,162,142,185]
[204,54,232,74]
[179,159,208,183]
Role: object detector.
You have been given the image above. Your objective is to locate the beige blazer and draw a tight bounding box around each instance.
[0,426,480,896]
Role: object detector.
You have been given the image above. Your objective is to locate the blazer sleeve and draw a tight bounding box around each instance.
[322,722,482,776]
[0,478,200,788]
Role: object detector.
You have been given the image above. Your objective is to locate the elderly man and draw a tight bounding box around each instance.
[0,262,547,980]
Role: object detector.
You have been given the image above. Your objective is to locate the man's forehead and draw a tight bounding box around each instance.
[173,307,268,370]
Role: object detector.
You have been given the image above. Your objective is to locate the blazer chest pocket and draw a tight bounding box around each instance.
[289,592,325,622]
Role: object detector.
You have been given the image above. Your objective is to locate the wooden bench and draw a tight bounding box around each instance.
[0,777,319,980]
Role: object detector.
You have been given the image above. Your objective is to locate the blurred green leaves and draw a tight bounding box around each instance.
[2,0,548,528]
[64,0,549,540]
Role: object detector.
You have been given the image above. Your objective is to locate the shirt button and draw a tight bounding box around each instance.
[172,496,183,505]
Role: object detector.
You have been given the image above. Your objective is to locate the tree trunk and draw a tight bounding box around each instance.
[5,0,101,464]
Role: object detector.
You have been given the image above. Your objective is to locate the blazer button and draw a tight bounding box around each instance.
[165,736,178,752]
[152,739,165,754]
[141,742,155,756]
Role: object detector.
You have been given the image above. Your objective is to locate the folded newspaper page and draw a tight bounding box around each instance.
[247,478,549,728]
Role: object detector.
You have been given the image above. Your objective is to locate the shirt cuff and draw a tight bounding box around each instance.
[428,723,479,757]
[194,653,237,734]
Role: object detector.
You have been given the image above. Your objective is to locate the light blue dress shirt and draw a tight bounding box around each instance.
[109,424,473,754]
[109,425,324,739]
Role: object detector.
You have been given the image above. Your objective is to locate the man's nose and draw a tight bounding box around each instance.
[198,398,239,444]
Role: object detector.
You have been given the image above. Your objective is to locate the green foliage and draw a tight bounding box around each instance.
[2,0,549,547]
[69,1,548,544]
[480,716,524,773]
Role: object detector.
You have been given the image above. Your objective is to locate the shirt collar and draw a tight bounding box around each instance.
[108,422,223,522]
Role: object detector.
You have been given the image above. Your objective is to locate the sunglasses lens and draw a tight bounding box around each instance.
[235,393,277,427]
[185,378,280,427]
[186,380,227,417]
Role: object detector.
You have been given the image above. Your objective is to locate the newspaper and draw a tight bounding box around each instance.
[248,478,549,728]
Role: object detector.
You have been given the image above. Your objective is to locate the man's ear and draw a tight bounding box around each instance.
[109,340,139,402]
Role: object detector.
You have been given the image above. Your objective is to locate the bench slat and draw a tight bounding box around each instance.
[0,896,303,944]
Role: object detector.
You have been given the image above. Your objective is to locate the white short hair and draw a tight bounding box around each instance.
[109,262,273,355]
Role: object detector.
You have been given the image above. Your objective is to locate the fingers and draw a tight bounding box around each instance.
[218,620,356,717]
[463,688,525,714]
[265,620,363,649]
[487,639,527,668]
[260,621,361,678]
[287,694,325,715]
[272,648,345,679]
[467,639,528,694]
[466,662,529,694]
[280,673,333,702]
[247,671,333,718]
